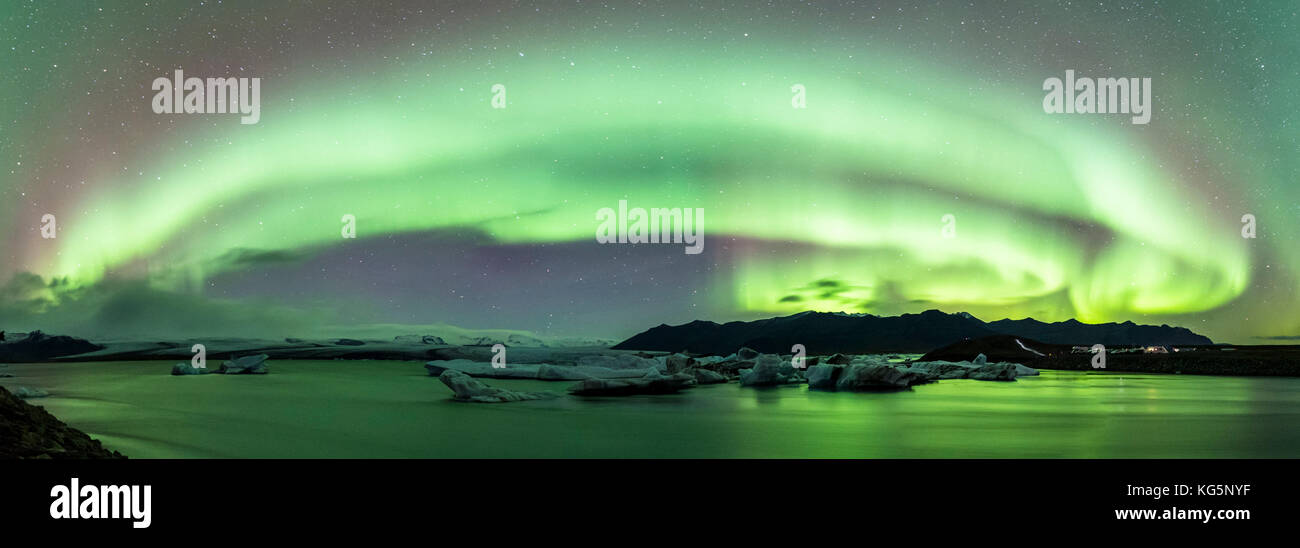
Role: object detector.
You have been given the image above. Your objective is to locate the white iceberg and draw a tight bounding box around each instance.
[437,370,558,403]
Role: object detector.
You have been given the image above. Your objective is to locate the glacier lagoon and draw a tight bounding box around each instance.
[4,359,1299,458]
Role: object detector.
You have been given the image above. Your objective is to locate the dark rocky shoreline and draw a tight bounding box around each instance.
[0,386,125,459]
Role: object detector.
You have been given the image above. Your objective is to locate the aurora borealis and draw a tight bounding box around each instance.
[0,1,1296,343]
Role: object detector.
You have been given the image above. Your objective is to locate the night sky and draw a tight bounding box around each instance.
[1,1,1296,343]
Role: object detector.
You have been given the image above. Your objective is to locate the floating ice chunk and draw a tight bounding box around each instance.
[835,363,933,390]
[576,354,661,370]
[219,354,269,374]
[691,369,728,384]
[425,360,539,379]
[967,363,1019,381]
[568,368,696,396]
[1012,363,1040,376]
[805,364,839,389]
[437,370,558,403]
[538,363,594,380]
[738,354,803,387]
[426,359,656,380]
[171,362,211,376]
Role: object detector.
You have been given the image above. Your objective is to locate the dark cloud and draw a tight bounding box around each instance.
[0,271,53,311]
[211,247,314,268]
[0,272,332,339]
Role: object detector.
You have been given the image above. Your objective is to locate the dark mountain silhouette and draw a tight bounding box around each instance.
[919,334,1068,363]
[982,318,1209,346]
[612,310,1213,355]
[0,331,103,363]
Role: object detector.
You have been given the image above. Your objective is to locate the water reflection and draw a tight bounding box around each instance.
[3,362,1297,458]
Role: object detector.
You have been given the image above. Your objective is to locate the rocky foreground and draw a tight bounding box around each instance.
[0,386,125,459]
[426,346,1039,402]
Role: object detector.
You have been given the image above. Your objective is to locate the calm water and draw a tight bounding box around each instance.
[3,360,1299,458]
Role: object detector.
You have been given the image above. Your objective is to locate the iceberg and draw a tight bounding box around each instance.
[835,363,933,390]
[575,354,663,370]
[218,354,269,374]
[568,368,696,396]
[738,354,803,387]
[807,353,1038,391]
[437,370,559,403]
[425,359,658,380]
[170,362,212,376]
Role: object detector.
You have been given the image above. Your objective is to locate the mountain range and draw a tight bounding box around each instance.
[611,310,1213,355]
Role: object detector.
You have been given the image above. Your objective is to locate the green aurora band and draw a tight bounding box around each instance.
[2,3,1296,342]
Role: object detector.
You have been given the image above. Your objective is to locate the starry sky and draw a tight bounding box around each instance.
[0,1,1296,343]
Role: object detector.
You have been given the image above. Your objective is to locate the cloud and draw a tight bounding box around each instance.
[0,271,55,312]
[0,272,335,339]
[211,247,313,268]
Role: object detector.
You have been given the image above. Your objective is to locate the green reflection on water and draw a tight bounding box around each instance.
[3,361,1296,458]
